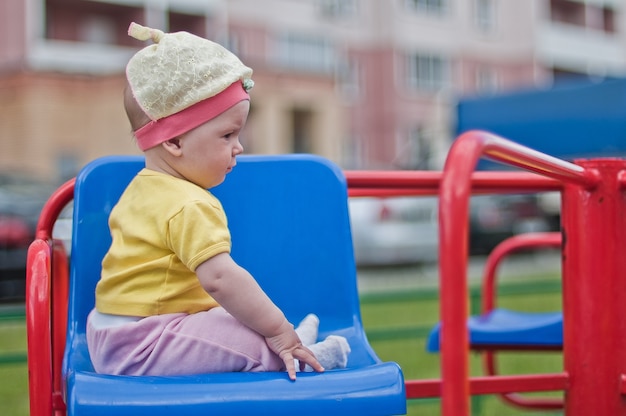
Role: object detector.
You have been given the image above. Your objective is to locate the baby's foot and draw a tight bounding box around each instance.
[305,335,351,371]
[295,313,319,346]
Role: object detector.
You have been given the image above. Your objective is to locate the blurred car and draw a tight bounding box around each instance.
[469,194,552,255]
[0,215,30,248]
[0,173,57,301]
[349,196,439,266]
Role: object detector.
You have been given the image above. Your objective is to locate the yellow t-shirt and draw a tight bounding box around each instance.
[95,169,230,316]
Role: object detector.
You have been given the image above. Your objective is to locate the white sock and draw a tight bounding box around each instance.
[304,335,351,372]
[295,313,319,346]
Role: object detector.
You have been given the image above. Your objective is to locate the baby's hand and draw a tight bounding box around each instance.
[265,324,324,380]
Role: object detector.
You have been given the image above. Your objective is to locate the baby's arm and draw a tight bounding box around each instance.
[195,252,324,380]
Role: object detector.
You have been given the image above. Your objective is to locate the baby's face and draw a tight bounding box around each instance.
[175,100,250,189]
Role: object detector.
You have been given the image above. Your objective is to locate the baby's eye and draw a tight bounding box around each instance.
[224,129,241,140]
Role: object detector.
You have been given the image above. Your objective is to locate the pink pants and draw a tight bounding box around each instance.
[86,307,284,376]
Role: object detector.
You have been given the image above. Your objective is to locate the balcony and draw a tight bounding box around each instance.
[535,21,625,75]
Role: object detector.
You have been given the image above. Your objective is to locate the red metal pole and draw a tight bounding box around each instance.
[35,178,75,240]
[344,170,561,195]
[480,232,564,411]
[439,130,597,416]
[561,159,626,414]
[27,178,75,416]
[481,232,562,313]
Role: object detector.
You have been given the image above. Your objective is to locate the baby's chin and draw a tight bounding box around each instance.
[205,175,227,190]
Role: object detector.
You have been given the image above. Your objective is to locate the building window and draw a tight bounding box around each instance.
[549,0,586,27]
[45,0,141,46]
[475,66,498,94]
[169,12,206,37]
[404,0,448,16]
[394,126,432,170]
[275,33,335,74]
[291,108,314,154]
[603,6,616,33]
[342,134,362,169]
[474,0,496,33]
[78,16,116,44]
[318,0,358,18]
[221,33,243,57]
[549,0,616,33]
[336,56,361,100]
[407,53,450,92]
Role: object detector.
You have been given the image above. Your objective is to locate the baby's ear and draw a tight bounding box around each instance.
[162,138,182,156]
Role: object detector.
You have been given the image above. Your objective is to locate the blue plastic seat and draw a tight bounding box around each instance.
[62,154,406,416]
[426,308,563,352]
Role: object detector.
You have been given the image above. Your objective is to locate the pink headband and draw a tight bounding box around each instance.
[134,82,250,151]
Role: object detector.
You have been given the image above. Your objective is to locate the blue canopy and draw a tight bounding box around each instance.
[456,78,626,169]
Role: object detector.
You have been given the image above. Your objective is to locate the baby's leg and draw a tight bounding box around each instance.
[304,335,351,371]
[87,307,284,376]
[292,315,350,372]
[294,313,319,346]
[152,307,285,375]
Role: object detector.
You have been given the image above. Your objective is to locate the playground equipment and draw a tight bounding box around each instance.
[27,129,626,415]
[427,231,565,410]
[26,154,406,416]
[433,130,626,416]
[352,130,626,415]
[427,231,563,351]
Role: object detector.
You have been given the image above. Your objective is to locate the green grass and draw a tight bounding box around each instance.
[0,271,563,416]
[0,322,28,416]
[360,271,564,416]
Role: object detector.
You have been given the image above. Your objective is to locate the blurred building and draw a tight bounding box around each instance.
[1,0,625,180]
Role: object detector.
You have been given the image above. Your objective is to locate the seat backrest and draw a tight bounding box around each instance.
[64,154,371,374]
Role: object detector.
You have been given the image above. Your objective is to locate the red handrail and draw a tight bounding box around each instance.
[346,148,571,406]
[345,170,561,197]
[481,232,562,312]
[35,179,75,240]
[26,179,75,416]
[438,130,598,415]
[480,232,564,410]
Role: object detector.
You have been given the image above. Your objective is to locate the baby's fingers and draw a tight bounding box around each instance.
[280,351,298,381]
[292,346,324,373]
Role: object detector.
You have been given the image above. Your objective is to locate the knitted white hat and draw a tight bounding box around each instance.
[126,22,254,150]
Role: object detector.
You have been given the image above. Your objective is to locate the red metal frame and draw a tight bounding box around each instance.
[346,170,560,197]
[26,239,53,416]
[561,158,626,414]
[347,161,571,408]
[435,130,626,415]
[480,232,564,410]
[348,130,626,415]
[26,178,74,416]
[481,232,562,313]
